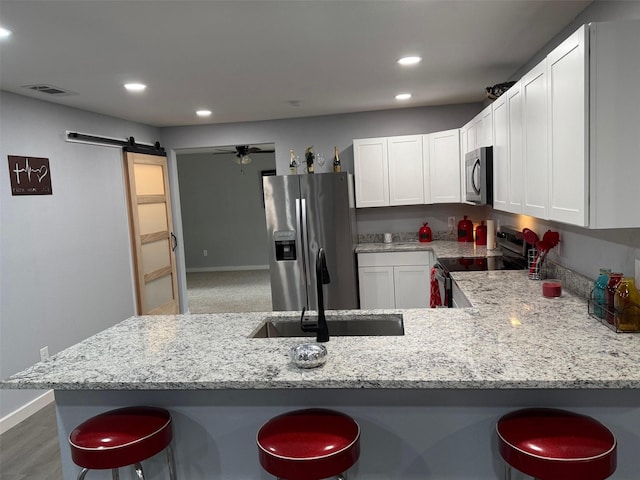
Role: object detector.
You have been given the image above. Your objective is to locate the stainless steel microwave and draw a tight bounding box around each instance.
[464,147,493,205]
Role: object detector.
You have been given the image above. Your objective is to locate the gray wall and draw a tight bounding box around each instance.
[0,91,160,418]
[177,151,275,270]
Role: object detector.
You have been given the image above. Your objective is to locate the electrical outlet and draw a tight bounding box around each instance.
[40,346,49,361]
[448,216,455,228]
[203,250,208,257]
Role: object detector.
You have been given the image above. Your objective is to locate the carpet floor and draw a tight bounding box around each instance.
[186,269,273,313]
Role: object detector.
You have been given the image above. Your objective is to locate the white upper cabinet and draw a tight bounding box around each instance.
[547,25,588,226]
[461,105,493,154]
[388,135,424,205]
[354,131,460,207]
[492,81,523,214]
[521,58,549,219]
[353,137,389,207]
[424,129,461,203]
[475,105,494,148]
[492,93,509,211]
[587,20,640,229]
[506,82,524,213]
[515,20,639,228]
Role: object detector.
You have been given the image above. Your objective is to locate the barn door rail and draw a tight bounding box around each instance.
[66,131,165,156]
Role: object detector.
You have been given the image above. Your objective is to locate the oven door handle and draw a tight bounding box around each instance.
[432,263,452,307]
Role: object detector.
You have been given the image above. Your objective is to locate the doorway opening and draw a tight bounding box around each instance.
[175,143,276,313]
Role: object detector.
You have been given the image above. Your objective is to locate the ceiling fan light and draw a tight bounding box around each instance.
[234,154,252,165]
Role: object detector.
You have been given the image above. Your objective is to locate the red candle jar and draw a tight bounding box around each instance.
[542,279,562,298]
[418,222,432,243]
[457,216,473,242]
[475,221,487,245]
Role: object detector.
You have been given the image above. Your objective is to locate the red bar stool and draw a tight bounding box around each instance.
[496,408,616,480]
[257,408,360,480]
[69,406,176,480]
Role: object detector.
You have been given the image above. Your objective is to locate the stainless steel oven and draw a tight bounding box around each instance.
[432,226,527,307]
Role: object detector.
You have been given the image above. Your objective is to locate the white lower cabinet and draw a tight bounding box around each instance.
[358,251,432,309]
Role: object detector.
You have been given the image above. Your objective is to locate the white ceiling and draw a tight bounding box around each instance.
[0,0,591,128]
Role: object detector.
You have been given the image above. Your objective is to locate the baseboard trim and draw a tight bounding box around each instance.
[186,265,269,273]
[0,390,55,434]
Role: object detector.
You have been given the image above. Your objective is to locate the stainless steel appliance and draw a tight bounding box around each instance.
[464,147,493,205]
[263,172,358,311]
[432,225,527,307]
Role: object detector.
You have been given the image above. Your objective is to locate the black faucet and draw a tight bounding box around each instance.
[300,247,331,342]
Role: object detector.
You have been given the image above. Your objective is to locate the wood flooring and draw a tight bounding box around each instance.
[0,402,62,480]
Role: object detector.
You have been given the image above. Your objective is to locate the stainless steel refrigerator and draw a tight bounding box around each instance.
[263,172,359,311]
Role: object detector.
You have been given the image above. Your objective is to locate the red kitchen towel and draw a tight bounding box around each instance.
[430,267,442,308]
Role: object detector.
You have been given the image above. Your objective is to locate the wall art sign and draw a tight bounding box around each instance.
[8,155,53,195]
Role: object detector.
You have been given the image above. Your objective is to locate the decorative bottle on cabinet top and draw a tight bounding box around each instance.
[289,149,297,175]
[305,146,315,174]
[332,146,341,173]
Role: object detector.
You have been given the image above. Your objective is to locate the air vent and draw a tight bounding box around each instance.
[22,84,78,96]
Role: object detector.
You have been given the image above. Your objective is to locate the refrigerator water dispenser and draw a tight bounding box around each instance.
[274,230,297,261]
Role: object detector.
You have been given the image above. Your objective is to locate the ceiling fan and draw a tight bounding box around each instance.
[213,145,275,165]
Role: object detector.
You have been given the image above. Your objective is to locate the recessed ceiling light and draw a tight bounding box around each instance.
[124,83,146,92]
[397,56,422,66]
[395,93,412,100]
[196,110,212,117]
[0,27,13,38]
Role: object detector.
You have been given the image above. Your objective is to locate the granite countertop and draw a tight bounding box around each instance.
[3,271,639,391]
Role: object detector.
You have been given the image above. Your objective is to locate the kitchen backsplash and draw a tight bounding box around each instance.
[358,231,456,244]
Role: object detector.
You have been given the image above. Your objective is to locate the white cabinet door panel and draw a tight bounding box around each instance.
[427,129,461,203]
[507,82,524,214]
[522,59,549,219]
[394,265,430,309]
[388,135,424,205]
[548,25,588,226]
[358,266,395,309]
[492,94,508,212]
[353,138,389,208]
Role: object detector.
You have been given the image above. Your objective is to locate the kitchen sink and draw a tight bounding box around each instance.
[249,313,404,338]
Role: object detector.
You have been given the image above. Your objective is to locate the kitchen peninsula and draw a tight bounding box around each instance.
[3,267,640,479]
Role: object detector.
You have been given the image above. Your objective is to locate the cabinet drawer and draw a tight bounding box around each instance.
[358,251,431,267]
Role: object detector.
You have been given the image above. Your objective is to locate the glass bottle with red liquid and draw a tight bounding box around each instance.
[605,273,623,325]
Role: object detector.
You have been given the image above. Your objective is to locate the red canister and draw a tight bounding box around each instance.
[419,222,432,243]
[457,216,473,242]
[475,220,487,245]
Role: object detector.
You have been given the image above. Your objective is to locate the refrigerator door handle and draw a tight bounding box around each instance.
[300,198,312,287]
